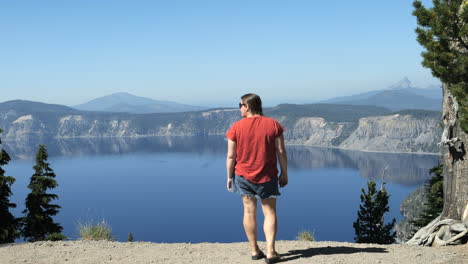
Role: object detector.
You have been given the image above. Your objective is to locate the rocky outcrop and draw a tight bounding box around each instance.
[6,114,50,140]
[1,109,240,140]
[340,114,441,153]
[276,114,441,153]
[285,117,351,147]
[0,104,442,153]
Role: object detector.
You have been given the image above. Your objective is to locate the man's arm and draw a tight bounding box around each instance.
[226,139,236,190]
[275,134,288,187]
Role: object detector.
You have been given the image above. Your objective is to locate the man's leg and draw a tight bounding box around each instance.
[242,195,261,256]
[260,197,278,258]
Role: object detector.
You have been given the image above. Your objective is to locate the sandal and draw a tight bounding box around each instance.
[251,251,266,260]
[265,254,281,264]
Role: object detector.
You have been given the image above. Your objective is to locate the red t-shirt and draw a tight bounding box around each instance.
[226,116,285,184]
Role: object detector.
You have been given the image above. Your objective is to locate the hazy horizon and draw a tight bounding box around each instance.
[1,1,439,107]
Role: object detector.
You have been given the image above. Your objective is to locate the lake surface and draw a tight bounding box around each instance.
[3,136,439,243]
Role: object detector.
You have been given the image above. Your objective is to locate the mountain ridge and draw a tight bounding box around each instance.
[320,78,442,110]
[73,92,208,113]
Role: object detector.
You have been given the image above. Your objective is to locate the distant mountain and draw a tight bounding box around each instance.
[405,86,442,99]
[389,77,442,99]
[320,78,442,111]
[267,104,391,122]
[337,90,441,111]
[388,77,413,90]
[0,100,78,113]
[321,90,382,104]
[73,92,207,113]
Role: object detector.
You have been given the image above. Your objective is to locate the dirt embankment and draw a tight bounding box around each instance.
[1,240,466,264]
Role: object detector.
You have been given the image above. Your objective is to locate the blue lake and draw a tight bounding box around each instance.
[3,136,439,243]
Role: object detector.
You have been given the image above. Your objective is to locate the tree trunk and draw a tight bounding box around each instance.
[407,84,468,246]
[440,84,468,221]
[407,0,468,246]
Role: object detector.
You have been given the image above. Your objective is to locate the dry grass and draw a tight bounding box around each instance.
[78,220,113,241]
[296,230,315,241]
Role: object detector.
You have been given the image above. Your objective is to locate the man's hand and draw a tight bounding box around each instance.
[227,178,233,191]
[279,173,288,188]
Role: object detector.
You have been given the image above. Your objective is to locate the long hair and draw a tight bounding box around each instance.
[241,93,263,116]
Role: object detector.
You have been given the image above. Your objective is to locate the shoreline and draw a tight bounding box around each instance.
[3,134,441,156]
[286,143,441,156]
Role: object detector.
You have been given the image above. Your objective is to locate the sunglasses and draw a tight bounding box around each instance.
[238,103,246,108]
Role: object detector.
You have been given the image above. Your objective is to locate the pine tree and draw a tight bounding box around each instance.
[413,0,468,133]
[0,129,20,243]
[353,179,396,244]
[22,145,64,242]
[127,232,134,242]
[411,164,444,229]
[408,0,467,245]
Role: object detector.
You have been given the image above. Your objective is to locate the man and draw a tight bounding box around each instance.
[226,93,288,263]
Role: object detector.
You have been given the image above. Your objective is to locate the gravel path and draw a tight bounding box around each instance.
[1,240,467,264]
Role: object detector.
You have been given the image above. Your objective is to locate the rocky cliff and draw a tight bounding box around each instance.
[0,100,442,153]
[339,114,441,153]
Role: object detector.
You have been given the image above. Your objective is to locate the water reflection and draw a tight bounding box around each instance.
[2,136,227,159]
[288,146,439,186]
[2,136,439,186]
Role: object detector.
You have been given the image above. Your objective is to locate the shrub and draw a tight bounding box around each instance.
[127,232,134,242]
[46,232,67,241]
[78,220,113,241]
[296,230,314,241]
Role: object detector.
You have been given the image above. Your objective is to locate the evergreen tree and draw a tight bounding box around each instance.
[353,179,396,244]
[409,0,467,245]
[0,129,20,243]
[127,232,134,242]
[22,145,64,242]
[413,0,468,133]
[411,164,444,229]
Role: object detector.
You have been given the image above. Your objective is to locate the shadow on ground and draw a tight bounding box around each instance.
[278,246,388,263]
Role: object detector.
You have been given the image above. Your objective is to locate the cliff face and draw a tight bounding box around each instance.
[0,105,442,153]
[1,109,240,140]
[339,114,441,153]
[276,114,441,153]
[284,117,350,147]
[5,113,50,140]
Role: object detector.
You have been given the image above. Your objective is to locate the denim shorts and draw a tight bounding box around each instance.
[232,175,281,199]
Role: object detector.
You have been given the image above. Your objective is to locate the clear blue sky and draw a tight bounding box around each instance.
[0,0,438,107]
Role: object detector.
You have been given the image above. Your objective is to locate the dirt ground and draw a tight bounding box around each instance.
[1,240,467,264]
